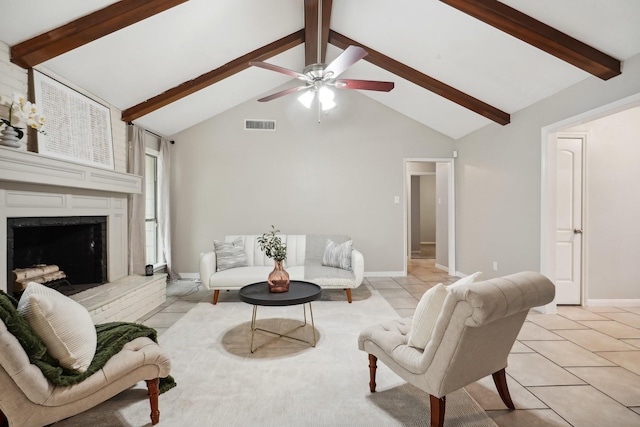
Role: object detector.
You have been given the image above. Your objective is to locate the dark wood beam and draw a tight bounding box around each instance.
[329,30,510,125]
[122,30,305,122]
[304,0,332,66]
[11,0,189,69]
[304,0,318,66]
[439,0,620,80]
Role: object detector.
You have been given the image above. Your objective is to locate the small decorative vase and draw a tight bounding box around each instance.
[268,261,290,293]
[0,126,22,148]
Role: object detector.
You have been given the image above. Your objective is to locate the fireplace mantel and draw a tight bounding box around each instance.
[0,146,141,194]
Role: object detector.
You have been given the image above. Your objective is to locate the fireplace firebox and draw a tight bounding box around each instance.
[7,216,108,296]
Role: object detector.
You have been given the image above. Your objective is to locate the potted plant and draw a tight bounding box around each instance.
[1,93,46,148]
[258,226,289,292]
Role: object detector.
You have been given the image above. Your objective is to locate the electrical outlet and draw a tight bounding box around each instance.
[492,261,498,271]
[394,196,400,204]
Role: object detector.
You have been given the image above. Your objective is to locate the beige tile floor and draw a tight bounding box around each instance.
[138,259,640,426]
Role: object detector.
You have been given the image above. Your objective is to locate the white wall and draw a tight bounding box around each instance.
[170,88,455,275]
[563,107,640,300]
[420,175,436,242]
[410,175,421,252]
[455,53,640,287]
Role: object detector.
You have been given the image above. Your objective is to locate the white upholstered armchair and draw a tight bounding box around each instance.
[0,286,173,427]
[358,271,555,427]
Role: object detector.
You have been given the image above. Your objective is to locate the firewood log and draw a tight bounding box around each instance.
[13,264,60,281]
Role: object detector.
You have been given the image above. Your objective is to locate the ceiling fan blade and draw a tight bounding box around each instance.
[257,85,310,102]
[324,45,368,78]
[334,79,395,92]
[249,61,310,81]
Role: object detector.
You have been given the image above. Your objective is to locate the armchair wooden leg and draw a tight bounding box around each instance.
[345,288,353,303]
[212,290,220,305]
[429,395,445,427]
[146,378,160,425]
[492,368,515,410]
[368,354,378,392]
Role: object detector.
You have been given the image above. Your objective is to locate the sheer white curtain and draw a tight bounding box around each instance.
[158,138,179,279]
[127,124,146,275]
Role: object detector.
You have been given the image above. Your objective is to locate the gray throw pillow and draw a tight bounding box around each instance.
[321,239,352,270]
[214,238,248,271]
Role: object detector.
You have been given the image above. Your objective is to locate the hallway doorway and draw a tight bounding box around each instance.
[405,158,455,276]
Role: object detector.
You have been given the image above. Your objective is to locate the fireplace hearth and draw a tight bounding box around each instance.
[7,216,108,297]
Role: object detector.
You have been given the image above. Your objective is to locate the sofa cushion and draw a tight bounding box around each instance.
[322,239,352,270]
[214,237,249,271]
[209,266,305,288]
[407,283,449,349]
[17,282,97,373]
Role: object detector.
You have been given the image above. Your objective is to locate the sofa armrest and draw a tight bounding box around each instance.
[199,251,217,290]
[351,248,364,286]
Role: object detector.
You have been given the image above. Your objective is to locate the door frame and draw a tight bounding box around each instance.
[540,92,640,313]
[403,158,456,276]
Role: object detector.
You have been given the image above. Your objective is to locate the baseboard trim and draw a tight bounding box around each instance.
[365,271,405,277]
[178,272,199,280]
[586,299,640,307]
[435,263,448,272]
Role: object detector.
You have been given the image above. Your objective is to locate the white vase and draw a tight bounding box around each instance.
[0,126,22,148]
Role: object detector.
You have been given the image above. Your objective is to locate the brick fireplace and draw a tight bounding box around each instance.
[0,147,166,322]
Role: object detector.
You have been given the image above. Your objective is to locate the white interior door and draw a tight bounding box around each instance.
[555,137,583,304]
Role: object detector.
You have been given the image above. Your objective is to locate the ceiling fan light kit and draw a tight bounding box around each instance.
[297,90,315,109]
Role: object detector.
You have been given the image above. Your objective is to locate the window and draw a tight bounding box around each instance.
[145,152,158,265]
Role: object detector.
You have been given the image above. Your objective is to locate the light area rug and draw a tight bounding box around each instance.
[53,290,497,427]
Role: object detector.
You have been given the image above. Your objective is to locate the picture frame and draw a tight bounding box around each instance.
[31,70,114,170]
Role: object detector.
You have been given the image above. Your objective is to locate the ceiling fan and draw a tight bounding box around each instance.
[249,46,394,110]
[248,0,394,113]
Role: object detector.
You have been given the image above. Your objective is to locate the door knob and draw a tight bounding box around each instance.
[573,228,583,234]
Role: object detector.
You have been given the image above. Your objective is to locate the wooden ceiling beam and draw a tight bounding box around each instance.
[329,30,510,125]
[304,0,332,66]
[439,0,620,80]
[11,0,189,69]
[122,30,305,122]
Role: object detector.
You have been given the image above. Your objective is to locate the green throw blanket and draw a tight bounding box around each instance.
[0,289,176,394]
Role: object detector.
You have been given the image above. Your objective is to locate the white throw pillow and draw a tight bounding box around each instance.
[17,282,97,373]
[449,271,482,287]
[214,238,248,271]
[321,239,352,270]
[408,283,449,349]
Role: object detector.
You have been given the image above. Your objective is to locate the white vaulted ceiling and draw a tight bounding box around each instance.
[0,0,639,139]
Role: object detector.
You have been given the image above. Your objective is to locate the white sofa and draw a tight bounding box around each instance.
[199,234,364,304]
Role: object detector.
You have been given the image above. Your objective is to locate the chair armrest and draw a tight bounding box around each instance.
[199,251,217,290]
[351,248,364,286]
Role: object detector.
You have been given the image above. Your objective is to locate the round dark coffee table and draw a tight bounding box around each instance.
[239,281,321,353]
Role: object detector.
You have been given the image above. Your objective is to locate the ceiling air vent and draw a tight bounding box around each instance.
[244,119,276,131]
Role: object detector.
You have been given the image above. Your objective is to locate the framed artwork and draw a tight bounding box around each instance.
[31,70,114,170]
